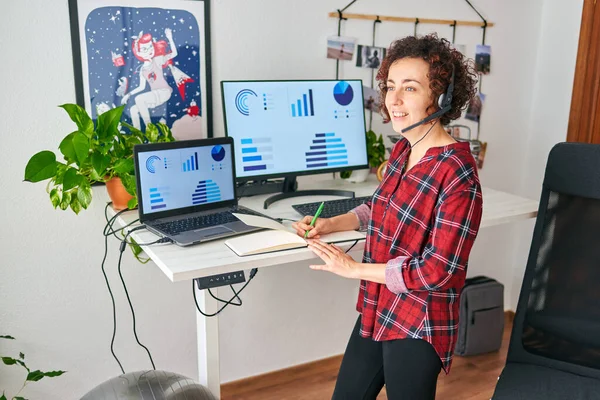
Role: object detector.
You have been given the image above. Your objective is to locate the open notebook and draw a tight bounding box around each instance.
[225,213,365,256]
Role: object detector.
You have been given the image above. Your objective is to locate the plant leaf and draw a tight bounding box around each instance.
[89,168,102,182]
[129,238,143,256]
[26,370,44,382]
[96,106,124,140]
[70,193,82,214]
[24,151,57,182]
[91,152,111,176]
[121,121,144,139]
[156,123,175,142]
[72,132,90,164]
[19,352,24,360]
[1,393,7,400]
[59,104,94,137]
[120,173,137,197]
[59,132,77,162]
[0,335,15,340]
[145,123,159,142]
[127,197,138,210]
[62,168,81,191]
[50,188,61,208]
[14,397,27,400]
[1,357,17,365]
[78,181,93,210]
[59,191,71,211]
[26,370,66,382]
[112,159,134,175]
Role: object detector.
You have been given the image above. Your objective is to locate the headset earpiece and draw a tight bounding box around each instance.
[438,65,455,110]
[438,93,446,109]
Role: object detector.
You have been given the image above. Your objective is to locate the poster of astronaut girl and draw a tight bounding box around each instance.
[68,0,212,139]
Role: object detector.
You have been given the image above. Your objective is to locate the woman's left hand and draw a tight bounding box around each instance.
[307,240,360,279]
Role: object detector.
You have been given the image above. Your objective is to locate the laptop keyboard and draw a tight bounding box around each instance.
[292,196,372,219]
[154,207,265,236]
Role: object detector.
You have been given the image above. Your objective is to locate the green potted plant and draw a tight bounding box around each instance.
[341,129,386,181]
[24,104,174,213]
[1,335,66,400]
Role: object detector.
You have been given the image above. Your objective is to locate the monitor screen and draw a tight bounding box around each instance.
[221,80,368,181]
[134,140,235,216]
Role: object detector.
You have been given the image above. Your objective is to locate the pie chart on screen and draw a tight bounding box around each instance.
[333,81,354,106]
[211,145,226,162]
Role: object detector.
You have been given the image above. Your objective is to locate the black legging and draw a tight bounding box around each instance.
[332,316,442,400]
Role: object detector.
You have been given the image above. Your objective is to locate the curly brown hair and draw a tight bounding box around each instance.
[376,33,478,126]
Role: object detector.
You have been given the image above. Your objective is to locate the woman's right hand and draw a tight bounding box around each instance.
[292,216,334,239]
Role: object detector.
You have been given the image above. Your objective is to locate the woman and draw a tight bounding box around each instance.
[292,34,482,399]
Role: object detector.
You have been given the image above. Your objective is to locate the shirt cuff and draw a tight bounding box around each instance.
[385,257,409,294]
[349,204,370,232]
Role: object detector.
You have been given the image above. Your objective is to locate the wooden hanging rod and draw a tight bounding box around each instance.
[328,12,494,28]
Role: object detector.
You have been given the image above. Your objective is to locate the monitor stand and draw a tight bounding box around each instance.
[263,176,355,209]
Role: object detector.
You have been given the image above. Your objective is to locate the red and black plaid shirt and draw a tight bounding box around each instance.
[351,138,483,373]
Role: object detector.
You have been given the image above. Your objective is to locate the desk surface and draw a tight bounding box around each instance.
[114,176,538,282]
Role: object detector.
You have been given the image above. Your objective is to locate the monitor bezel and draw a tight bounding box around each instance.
[133,137,238,223]
[220,79,369,183]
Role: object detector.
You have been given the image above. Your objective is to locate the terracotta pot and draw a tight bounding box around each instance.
[105,177,134,210]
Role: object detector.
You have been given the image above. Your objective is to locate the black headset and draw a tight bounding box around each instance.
[401,65,455,134]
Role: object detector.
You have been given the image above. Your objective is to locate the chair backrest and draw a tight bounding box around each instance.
[506,142,600,380]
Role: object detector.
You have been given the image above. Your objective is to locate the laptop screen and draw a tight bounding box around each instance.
[134,139,236,218]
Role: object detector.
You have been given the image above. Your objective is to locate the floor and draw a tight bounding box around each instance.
[221,314,513,399]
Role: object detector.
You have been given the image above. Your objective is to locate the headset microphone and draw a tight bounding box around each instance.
[401,66,455,134]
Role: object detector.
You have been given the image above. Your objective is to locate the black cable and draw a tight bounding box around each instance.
[463,0,487,143]
[193,268,258,317]
[208,286,242,306]
[464,0,487,25]
[369,16,382,132]
[451,20,457,44]
[100,219,125,375]
[118,230,157,370]
[103,203,133,240]
[344,239,361,254]
[410,120,439,149]
[120,225,172,246]
[334,0,359,79]
[100,204,170,373]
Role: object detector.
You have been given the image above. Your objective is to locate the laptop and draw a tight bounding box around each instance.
[133,137,268,246]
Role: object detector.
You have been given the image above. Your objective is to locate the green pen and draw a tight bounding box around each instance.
[305,201,325,238]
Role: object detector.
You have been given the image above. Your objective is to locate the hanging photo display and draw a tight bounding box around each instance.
[475,44,491,75]
[362,85,381,112]
[356,45,386,69]
[465,92,485,122]
[326,35,357,61]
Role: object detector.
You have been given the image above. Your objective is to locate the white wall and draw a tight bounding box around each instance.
[0,0,583,397]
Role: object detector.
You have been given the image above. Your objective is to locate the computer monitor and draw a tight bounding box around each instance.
[221,79,368,208]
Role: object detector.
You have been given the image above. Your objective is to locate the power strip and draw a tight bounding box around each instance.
[195,270,246,290]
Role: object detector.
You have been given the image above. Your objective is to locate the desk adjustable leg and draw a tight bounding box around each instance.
[195,289,221,398]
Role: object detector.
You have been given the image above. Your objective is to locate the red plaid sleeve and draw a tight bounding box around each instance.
[400,184,483,291]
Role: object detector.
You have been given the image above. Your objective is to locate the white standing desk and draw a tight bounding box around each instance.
[113,175,538,398]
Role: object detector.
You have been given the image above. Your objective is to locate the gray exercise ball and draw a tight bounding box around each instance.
[81,370,216,400]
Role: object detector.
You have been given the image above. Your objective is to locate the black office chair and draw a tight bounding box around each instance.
[492,142,600,399]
